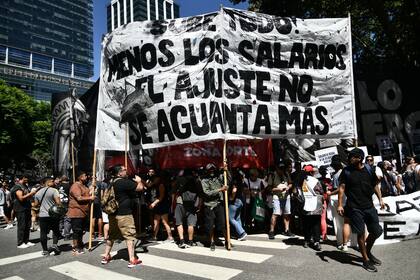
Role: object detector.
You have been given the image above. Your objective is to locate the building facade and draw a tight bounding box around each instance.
[0,0,94,101]
[107,0,180,33]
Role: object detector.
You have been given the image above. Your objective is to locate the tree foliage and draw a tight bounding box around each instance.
[230,0,420,69]
[0,80,51,174]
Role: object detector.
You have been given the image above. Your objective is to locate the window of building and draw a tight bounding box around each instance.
[32,53,52,71]
[0,45,6,62]
[54,58,72,75]
[8,47,30,67]
[158,0,164,20]
[113,3,118,29]
[74,63,90,78]
[107,4,112,32]
[165,1,172,19]
[150,0,156,20]
[119,0,124,24]
[127,0,131,23]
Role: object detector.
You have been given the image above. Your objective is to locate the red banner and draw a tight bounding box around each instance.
[155,139,273,169]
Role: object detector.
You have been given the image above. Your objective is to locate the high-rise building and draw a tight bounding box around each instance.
[0,0,94,101]
[107,0,180,33]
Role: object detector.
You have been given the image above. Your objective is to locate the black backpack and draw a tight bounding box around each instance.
[402,170,417,194]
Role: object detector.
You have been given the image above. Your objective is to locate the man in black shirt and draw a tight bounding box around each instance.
[337,148,385,272]
[13,175,38,248]
[101,165,145,268]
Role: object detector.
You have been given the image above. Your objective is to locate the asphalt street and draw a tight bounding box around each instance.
[0,226,419,280]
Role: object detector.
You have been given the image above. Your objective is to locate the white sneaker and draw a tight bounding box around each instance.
[26,242,36,247]
[338,244,348,251]
[17,243,29,249]
[238,232,248,241]
[5,224,13,229]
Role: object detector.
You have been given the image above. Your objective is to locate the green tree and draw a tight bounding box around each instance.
[0,80,36,171]
[230,0,420,69]
[0,80,52,175]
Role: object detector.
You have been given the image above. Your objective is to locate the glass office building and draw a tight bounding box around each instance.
[107,0,180,33]
[0,0,94,101]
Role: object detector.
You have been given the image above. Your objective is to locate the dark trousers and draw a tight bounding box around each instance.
[16,210,31,245]
[303,215,321,243]
[70,218,86,249]
[39,217,60,251]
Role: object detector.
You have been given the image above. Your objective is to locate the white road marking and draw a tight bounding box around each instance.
[0,252,42,266]
[50,261,141,280]
[1,277,25,280]
[230,239,290,249]
[150,242,272,263]
[138,253,242,280]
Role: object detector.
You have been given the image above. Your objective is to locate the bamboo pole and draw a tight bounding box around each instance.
[223,139,231,250]
[88,149,98,251]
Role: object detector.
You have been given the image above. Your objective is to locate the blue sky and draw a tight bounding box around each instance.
[92,0,249,80]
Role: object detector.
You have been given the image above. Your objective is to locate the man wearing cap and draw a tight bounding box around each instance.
[101,165,145,268]
[337,148,385,272]
[200,163,228,251]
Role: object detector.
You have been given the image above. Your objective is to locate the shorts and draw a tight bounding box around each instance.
[153,202,170,216]
[174,204,197,226]
[272,195,291,216]
[70,218,87,241]
[109,214,137,241]
[346,206,383,238]
[102,212,109,223]
[203,203,225,234]
[93,203,102,219]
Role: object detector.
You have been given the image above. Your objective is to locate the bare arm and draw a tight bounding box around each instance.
[374,183,385,209]
[337,183,345,216]
[134,175,144,192]
[16,189,36,202]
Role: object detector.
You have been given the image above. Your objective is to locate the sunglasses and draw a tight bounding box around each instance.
[366,158,373,162]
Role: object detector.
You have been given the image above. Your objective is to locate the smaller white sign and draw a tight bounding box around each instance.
[373,155,383,164]
[315,146,338,166]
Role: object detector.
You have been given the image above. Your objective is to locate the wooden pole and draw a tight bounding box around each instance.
[71,141,76,183]
[88,149,98,251]
[223,139,231,250]
[125,124,128,169]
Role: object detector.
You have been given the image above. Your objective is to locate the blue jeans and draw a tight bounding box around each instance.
[229,198,245,236]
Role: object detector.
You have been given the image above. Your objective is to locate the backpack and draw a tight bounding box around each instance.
[402,170,417,194]
[101,179,120,215]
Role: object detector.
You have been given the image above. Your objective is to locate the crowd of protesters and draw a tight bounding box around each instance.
[1,152,419,271]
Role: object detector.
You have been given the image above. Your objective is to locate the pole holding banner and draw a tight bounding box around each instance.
[348,13,358,147]
[88,149,98,251]
[223,139,231,250]
[71,142,76,183]
[125,123,128,169]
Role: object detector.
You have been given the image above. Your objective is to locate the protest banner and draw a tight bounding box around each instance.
[314,146,338,166]
[52,89,88,177]
[155,139,273,169]
[330,191,420,245]
[95,8,356,150]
